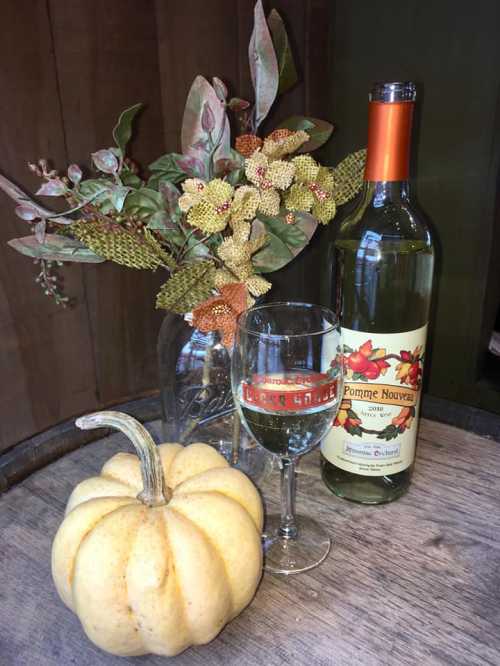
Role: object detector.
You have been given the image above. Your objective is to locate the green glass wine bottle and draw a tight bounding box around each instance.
[321,81,435,504]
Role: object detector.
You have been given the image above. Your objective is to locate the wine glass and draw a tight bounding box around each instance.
[232,302,343,574]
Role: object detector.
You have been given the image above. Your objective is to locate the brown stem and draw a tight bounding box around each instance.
[359,427,385,435]
[374,353,403,363]
[76,411,169,506]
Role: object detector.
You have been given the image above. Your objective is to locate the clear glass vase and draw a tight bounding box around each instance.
[157,311,271,481]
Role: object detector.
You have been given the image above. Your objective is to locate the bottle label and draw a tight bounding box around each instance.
[322,325,427,476]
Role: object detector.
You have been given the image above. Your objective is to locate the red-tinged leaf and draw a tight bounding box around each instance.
[192,138,209,151]
[267,9,298,95]
[212,77,228,102]
[278,115,334,152]
[175,155,207,178]
[36,180,66,196]
[228,98,251,111]
[91,149,119,174]
[158,181,181,223]
[201,102,216,132]
[15,205,38,221]
[67,164,82,185]
[248,0,279,129]
[8,234,105,263]
[181,75,231,162]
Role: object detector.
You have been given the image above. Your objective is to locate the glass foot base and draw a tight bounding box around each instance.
[262,515,331,575]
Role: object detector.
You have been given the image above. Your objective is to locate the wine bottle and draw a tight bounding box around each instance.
[321,81,434,504]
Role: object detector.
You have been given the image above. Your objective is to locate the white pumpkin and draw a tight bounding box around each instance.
[51,411,263,657]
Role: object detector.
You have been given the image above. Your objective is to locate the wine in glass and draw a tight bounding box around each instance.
[232,302,343,574]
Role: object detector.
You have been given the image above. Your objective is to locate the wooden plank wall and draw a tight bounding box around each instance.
[0,0,331,450]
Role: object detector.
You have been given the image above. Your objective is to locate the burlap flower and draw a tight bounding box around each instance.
[235,134,263,158]
[230,186,260,224]
[245,151,295,216]
[215,221,271,297]
[192,283,248,348]
[178,178,206,213]
[262,129,309,160]
[186,179,234,233]
[284,155,337,224]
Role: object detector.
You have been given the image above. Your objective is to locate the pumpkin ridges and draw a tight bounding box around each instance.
[65,476,135,514]
[174,467,264,532]
[54,412,263,657]
[126,509,189,656]
[100,452,143,492]
[166,442,229,489]
[157,443,184,484]
[164,505,233,645]
[168,492,262,618]
[52,496,138,610]
[72,504,148,656]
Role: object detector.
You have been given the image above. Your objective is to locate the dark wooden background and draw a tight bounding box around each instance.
[1,0,500,452]
[0,0,330,451]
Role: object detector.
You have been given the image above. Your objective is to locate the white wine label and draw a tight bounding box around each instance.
[322,324,427,476]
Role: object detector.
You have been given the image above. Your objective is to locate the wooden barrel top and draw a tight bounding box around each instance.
[1,418,499,665]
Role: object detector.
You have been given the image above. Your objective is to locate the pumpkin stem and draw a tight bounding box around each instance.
[76,411,170,506]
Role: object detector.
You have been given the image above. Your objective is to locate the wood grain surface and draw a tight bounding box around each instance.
[1,418,499,665]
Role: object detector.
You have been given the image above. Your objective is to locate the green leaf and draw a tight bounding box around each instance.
[249,0,279,129]
[278,115,334,152]
[148,153,207,185]
[160,228,185,247]
[8,234,105,263]
[79,178,110,199]
[147,211,184,246]
[185,237,211,261]
[124,188,163,218]
[109,186,130,212]
[251,211,317,273]
[155,261,215,314]
[112,103,142,156]
[120,171,142,188]
[267,9,298,95]
[147,211,170,230]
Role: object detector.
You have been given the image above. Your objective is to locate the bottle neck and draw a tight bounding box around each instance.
[368,180,410,207]
[364,100,414,182]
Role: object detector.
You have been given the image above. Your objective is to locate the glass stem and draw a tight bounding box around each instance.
[279,457,298,539]
[231,410,241,465]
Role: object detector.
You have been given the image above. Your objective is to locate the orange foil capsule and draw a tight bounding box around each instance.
[364,100,414,182]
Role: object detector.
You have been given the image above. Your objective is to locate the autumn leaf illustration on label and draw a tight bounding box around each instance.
[335,337,424,440]
[322,325,428,476]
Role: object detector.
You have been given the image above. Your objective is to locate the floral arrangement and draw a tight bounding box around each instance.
[3,1,364,346]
